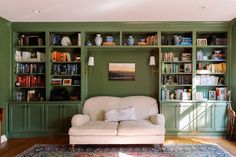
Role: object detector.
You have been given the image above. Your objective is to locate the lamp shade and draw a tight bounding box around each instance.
[149,56,156,66]
[88,56,94,66]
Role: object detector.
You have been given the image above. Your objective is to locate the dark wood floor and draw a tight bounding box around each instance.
[0,136,235,157]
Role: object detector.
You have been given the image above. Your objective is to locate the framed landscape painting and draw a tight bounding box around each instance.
[108,63,135,80]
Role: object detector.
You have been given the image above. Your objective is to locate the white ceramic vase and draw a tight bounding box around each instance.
[95,34,102,46]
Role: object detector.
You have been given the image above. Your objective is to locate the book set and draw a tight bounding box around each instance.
[15,63,45,74]
[51,51,72,62]
[162,75,192,85]
[51,64,80,75]
[16,75,45,87]
[161,87,191,101]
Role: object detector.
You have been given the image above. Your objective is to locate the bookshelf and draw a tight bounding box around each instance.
[160,31,193,101]
[195,31,228,101]
[9,22,231,137]
[49,32,81,101]
[13,32,46,102]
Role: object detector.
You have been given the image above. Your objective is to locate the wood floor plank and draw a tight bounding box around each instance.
[0,136,235,157]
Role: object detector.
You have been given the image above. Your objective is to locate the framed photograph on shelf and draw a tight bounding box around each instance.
[184,63,192,73]
[209,91,216,100]
[197,39,207,46]
[63,79,72,85]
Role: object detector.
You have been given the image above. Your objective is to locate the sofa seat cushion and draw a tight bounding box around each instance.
[69,121,118,136]
[118,120,165,136]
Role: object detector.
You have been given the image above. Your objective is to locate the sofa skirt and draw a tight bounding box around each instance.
[69,135,164,145]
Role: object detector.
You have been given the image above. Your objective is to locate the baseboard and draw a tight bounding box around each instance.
[1,135,7,143]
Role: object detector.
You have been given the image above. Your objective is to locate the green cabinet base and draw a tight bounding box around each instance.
[8,102,79,138]
[161,101,227,136]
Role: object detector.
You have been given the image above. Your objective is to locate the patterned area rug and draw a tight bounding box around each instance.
[16,144,233,157]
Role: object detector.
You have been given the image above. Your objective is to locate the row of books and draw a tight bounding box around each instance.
[16,63,45,74]
[195,75,224,85]
[51,64,80,75]
[162,52,174,61]
[161,88,192,100]
[197,62,226,73]
[16,75,45,87]
[162,63,185,73]
[162,75,192,85]
[51,51,72,62]
[145,35,158,45]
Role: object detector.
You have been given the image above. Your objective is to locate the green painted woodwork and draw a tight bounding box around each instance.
[4,21,234,137]
[161,102,195,132]
[214,103,227,131]
[45,104,62,132]
[45,103,78,133]
[161,103,177,131]
[161,102,227,135]
[176,103,195,131]
[9,104,26,133]
[230,19,236,110]
[8,103,44,135]
[0,17,11,136]
[86,48,158,98]
[196,103,214,131]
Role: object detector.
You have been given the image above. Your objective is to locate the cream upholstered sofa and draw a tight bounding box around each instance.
[69,96,165,146]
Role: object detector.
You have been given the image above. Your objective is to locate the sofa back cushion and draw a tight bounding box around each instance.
[83,96,158,121]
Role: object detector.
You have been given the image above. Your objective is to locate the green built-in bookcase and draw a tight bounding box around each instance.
[7,21,231,137]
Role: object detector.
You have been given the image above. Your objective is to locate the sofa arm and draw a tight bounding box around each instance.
[150,114,165,126]
[71,114,90,127]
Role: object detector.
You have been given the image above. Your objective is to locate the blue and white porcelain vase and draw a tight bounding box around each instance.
[127,35,134,46]
[95,34,103,46]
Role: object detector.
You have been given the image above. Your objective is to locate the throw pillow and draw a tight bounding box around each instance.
[105,106,136,122]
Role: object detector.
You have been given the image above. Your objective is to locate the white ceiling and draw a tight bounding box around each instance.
[1,0,236,22]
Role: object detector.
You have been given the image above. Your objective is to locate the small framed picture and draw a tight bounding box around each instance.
[63,79,72,85]
[184,63,192,73]
[209,91,216,100]
[197,39,207,46]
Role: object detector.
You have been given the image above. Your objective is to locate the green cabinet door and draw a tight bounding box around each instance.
[176,102,195,131]
[214,103,227,132]
[45,104,62,132]
[9,104,26,133]
[62,104,79,132]
[161,103,177,131]
[27,104,44,132]
[9,103,44,134]
[196,103,214,131]
[45,103,78,133]
[161,102,195,132]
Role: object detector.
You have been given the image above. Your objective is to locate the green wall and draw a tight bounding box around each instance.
[231,19,236,109]
[0,17,11,134]
[87,48,159,98]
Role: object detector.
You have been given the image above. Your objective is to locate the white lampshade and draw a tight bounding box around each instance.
[149,56,156,66]
[88,56,94,66]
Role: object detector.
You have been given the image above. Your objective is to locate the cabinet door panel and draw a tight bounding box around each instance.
[62,104,78,132]
[45,104,62,132]
[9,104,26,132]
[27,104,44,132]
[196,103,214,131]
[214,103,227,131]
[162,103,178,131]
[176,103,195,131]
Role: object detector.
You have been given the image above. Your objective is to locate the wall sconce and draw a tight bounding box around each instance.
[88,56,94,66]
[149,56,157,75]
[88,56,94,74]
